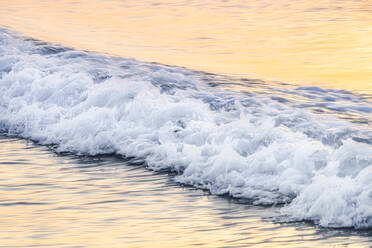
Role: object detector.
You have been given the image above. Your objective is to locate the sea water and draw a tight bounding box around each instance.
[0,0,372,246]
[1,0,371,93]
[1,137,372,247]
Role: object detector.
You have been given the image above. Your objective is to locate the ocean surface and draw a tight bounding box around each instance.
[1,136,372,247]
[0,0,372,247]
[1,0,371,93]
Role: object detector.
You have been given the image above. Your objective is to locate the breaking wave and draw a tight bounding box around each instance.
[1,29,371,228]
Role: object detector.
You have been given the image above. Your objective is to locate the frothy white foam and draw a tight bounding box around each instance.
[1,29,371,228]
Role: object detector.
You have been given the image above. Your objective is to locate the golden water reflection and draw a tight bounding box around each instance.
[1,137,371,247]
[0,0,371,93]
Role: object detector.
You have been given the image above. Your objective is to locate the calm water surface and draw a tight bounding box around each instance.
[0,0,371,93]
[1,136,372,248]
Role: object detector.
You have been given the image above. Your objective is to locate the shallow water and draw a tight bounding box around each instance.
[0,0,372,245]
[0,0,371,93]
[0,29,371,229]
[1,136,372,248]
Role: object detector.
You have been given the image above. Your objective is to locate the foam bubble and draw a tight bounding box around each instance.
[1,29,371,228]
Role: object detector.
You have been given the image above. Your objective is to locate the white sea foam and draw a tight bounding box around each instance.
[0,29,371,228]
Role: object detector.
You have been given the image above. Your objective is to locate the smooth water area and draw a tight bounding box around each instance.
[1,136,372,248]
[0,0,371,93]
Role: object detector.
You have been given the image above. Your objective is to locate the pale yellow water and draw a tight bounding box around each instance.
[0,0,371,93]
[1,1,372,247]
[1,137,372,248]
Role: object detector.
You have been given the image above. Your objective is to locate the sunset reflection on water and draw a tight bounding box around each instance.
[1,2,372,247]
[0,0,371,93]
[1,137,372,247]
